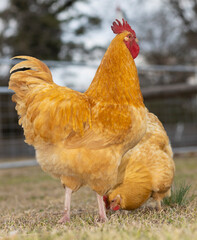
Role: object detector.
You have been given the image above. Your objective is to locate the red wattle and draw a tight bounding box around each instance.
[131,41,140,59]
[113,205,120,211]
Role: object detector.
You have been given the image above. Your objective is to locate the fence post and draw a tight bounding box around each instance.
[195,66,197,85]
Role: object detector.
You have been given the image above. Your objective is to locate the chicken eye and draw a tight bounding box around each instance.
[111,200,115,203]
[128,35,131,38]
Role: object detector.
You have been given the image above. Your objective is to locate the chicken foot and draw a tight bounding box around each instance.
[58,187,72,223]
[96,193,108,222]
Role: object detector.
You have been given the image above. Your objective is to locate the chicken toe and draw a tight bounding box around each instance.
[58,212,70,224]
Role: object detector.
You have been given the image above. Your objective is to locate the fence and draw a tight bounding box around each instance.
[0,59,197,159]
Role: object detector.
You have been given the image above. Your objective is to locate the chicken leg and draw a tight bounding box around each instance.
[58,187,72,223]
[96,193,108,222]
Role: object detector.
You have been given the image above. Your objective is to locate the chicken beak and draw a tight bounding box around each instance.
[124,37,129,41]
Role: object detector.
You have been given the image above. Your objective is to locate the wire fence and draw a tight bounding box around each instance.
[0,59,197,160]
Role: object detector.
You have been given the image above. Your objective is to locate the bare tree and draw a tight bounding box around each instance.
[167,0,197,63]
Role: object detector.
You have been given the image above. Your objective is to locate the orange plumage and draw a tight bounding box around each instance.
[9,20,147,222]
[106,112,175,211]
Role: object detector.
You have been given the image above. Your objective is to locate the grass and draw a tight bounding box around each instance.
[0,156,197,240]
[163,182,193,207]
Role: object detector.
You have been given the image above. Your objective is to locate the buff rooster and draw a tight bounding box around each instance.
[9,19,147,222]
[104,112,175,211]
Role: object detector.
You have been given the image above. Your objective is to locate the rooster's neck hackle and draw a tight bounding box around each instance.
[86,32,144,107]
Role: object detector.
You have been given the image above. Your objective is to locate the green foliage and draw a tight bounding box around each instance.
[163,182,194,206]
[0,0,63,60]
[0,0,101,61]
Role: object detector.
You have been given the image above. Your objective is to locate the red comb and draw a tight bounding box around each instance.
[111,19,136,36]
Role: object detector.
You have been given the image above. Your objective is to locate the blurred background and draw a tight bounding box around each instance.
[0,0,197,161]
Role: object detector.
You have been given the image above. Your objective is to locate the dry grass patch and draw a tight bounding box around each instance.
[0,157,197,240]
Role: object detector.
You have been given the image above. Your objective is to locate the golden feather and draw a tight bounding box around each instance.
[9,56,92,145]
